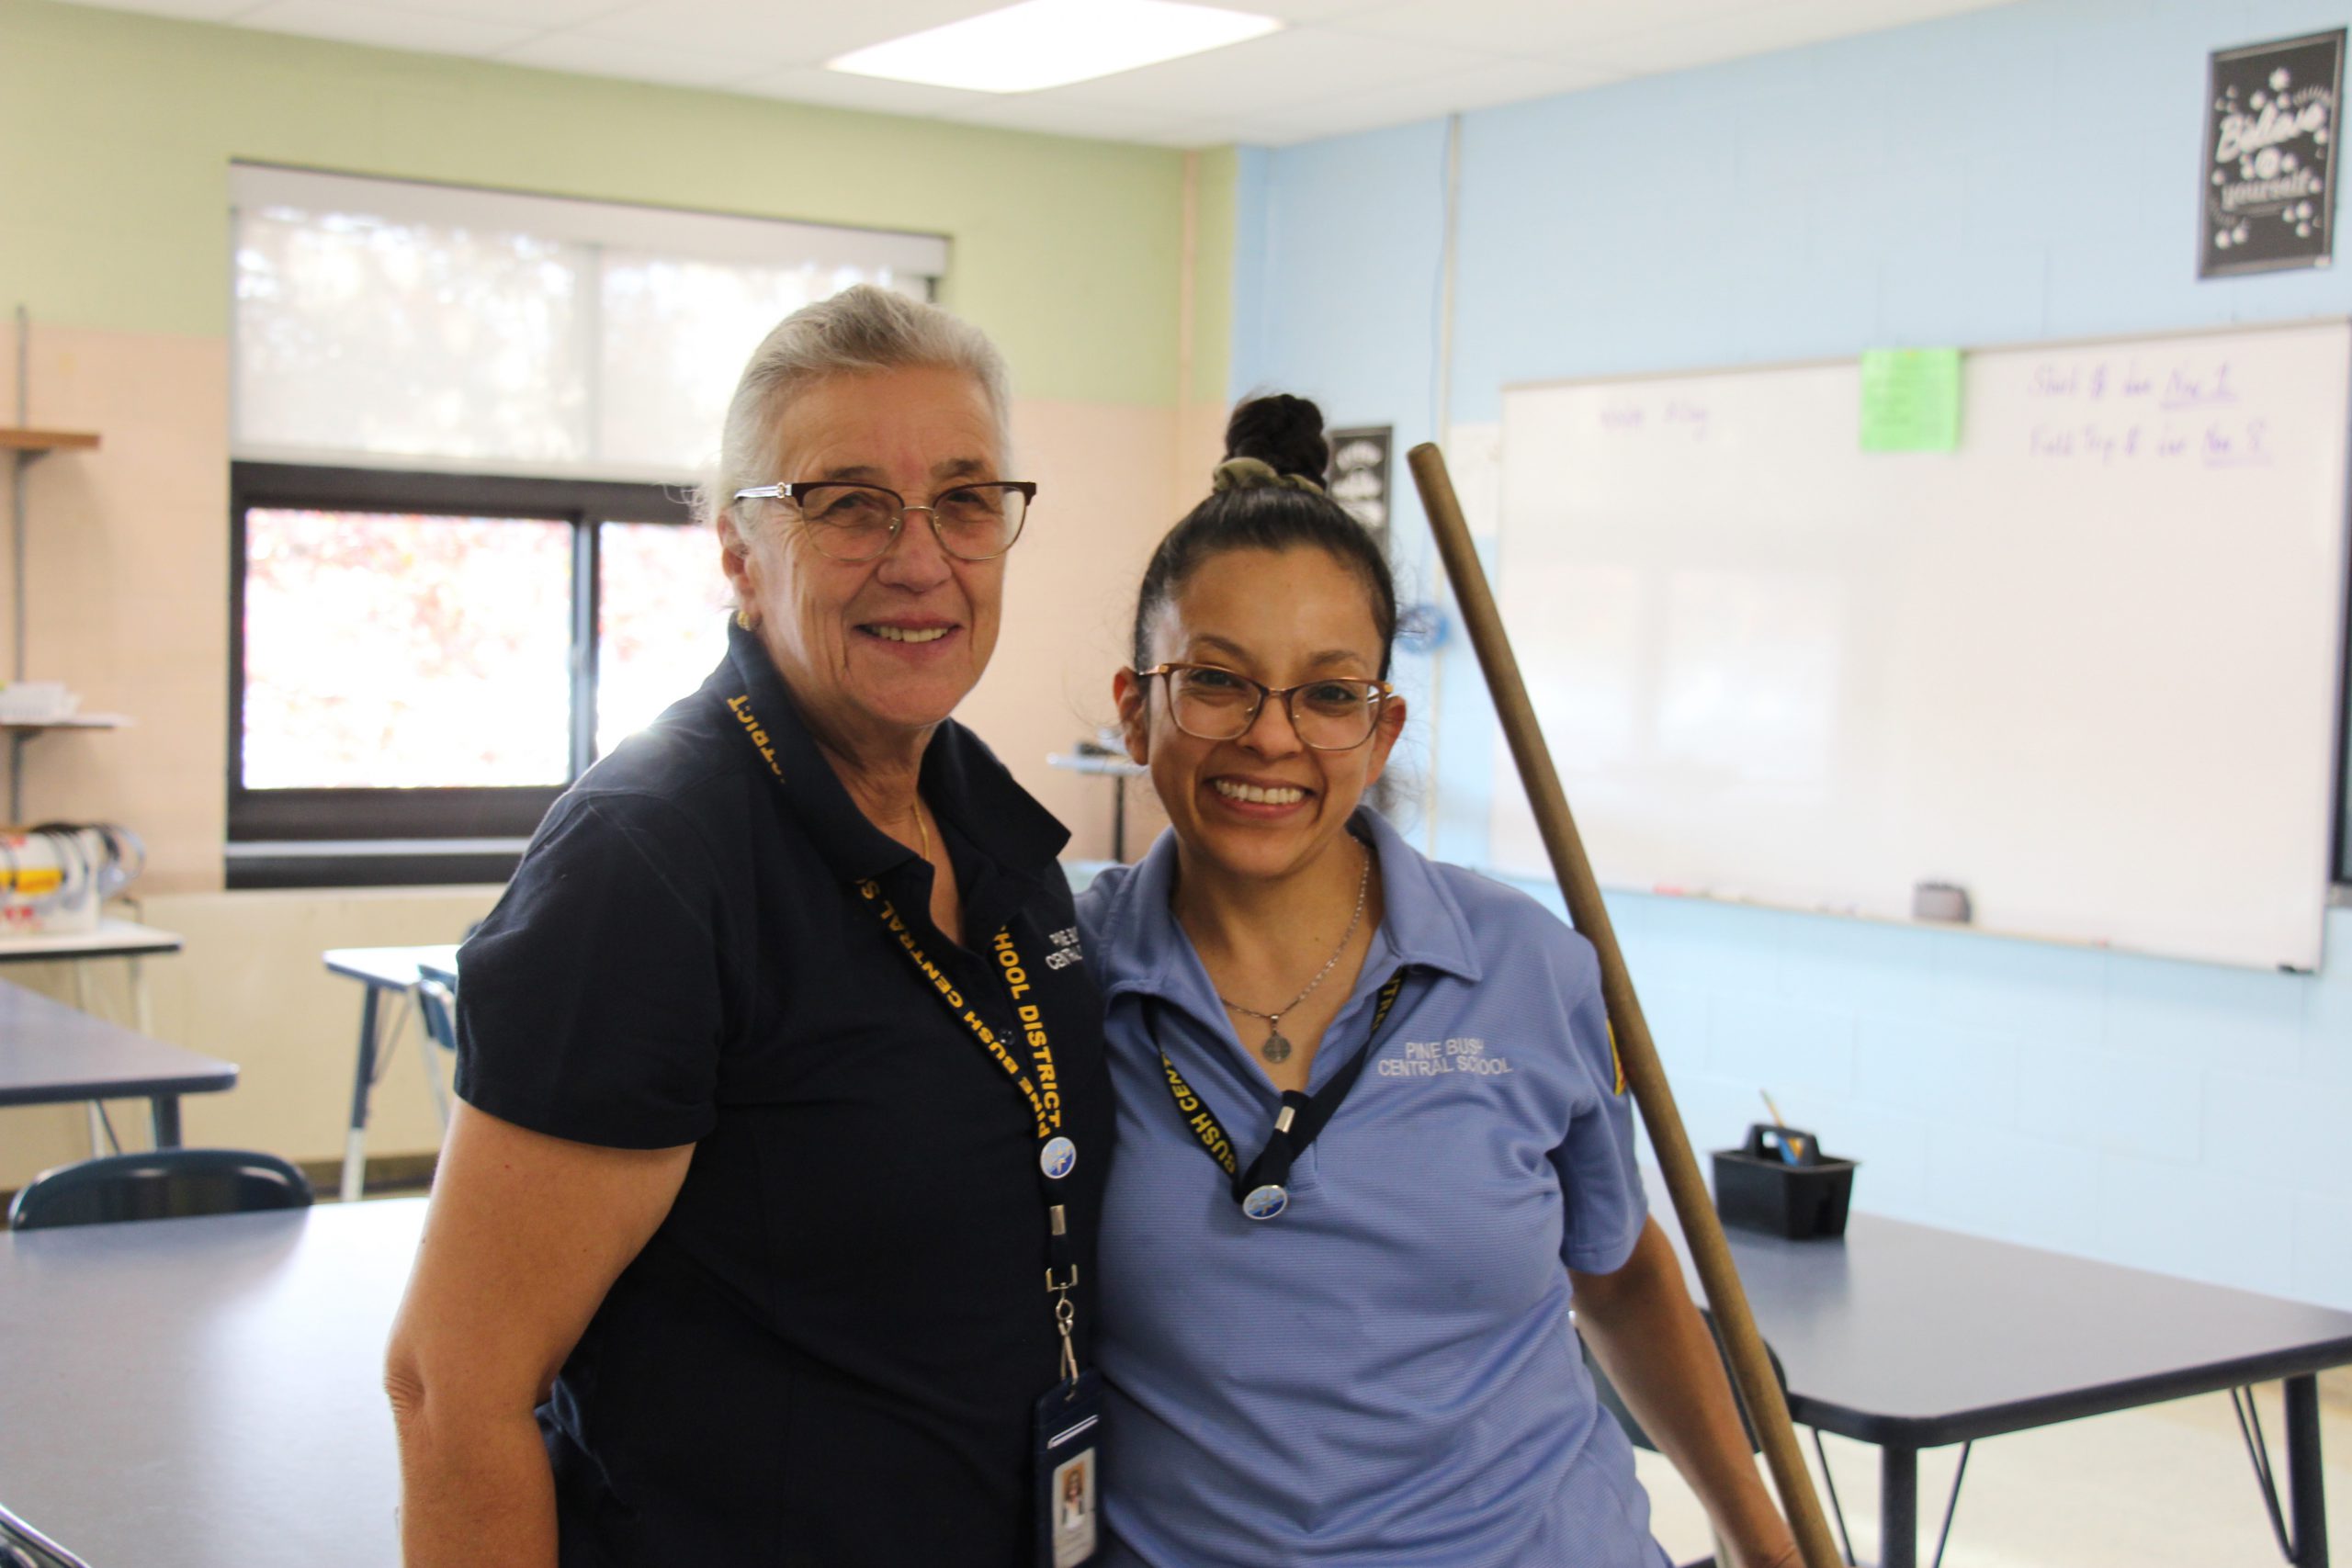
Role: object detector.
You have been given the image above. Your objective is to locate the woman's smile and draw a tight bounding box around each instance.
[1206,774,1314,811]
[860,618,956,646]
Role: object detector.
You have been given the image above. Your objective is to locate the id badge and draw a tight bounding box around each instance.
[1034,1370,1103,1568]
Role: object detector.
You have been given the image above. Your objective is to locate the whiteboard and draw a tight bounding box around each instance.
[1490,321,2351,971]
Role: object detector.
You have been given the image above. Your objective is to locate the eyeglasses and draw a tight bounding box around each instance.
[731,480,1035,562]
[1138,662,1393,750]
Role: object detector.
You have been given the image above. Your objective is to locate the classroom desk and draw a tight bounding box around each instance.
[0,1198,419,1568]
[1647,1173,2352,1567]
[0,919,183,1152]
[5,1187,2344,1568]
[0,977,232,1147]
[322,945,460,1203]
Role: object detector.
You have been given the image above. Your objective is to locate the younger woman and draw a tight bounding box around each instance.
[1080,396,1799,1567]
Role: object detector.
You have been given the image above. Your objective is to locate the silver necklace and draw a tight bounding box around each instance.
[1219,840,1371,1064]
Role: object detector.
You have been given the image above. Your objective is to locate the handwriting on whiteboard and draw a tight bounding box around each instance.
[1599,396,1713,439]
[2027,353,2270,468]
[2028,418,2272,468]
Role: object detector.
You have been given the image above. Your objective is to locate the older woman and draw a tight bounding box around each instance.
[385,287,1113,1568]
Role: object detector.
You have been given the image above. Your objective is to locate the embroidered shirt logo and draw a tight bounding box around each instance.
[1044,926,1084,970]
[1378,1037,1514,1077]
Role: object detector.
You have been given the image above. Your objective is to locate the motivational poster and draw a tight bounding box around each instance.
[1327,425,1393,548]
[2201,29,2345,277]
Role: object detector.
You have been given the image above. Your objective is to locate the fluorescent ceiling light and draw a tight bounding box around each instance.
[827,0,1282,94]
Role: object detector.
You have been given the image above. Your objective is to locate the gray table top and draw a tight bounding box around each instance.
[0,1198,423,1568]
[1645,1168,2352,1446]
[6,1181,2350,1567]
[0,979,234,1107]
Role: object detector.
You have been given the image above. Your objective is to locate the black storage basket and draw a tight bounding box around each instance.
[1711,1123,1856,1240]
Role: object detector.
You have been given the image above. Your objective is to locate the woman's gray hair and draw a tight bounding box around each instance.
[703,285,1013,533]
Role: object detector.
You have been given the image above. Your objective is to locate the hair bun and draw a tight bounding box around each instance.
[1224,394,1329,485]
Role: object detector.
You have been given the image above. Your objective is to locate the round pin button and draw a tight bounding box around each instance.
[1240,1184,1289,1221]
[1039,1136,1078,1180]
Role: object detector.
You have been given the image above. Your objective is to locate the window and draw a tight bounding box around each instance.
[230,164,946,476]
[228,466,719,886]
[243,505,577,792]
[226,168,947,886]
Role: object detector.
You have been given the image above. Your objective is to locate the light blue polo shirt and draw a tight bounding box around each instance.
[1078,809,1666,1568]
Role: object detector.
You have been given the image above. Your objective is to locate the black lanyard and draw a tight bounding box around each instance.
[727,685,1085,1382]
[859,881,1085,1380]
[1154,970,1407,1222]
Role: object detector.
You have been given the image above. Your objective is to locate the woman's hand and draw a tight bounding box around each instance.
[385,1101,693,1568]
[1570,1219,1801,1568]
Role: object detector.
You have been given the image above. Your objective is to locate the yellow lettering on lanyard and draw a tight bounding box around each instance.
[996,929,1060,1125]
[864,880,1058,1138]
[993,928,1033,998]
[1160,1056,1238,1175]
[727,694,784,780]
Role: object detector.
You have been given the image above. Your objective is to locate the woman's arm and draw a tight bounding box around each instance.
[384,1101,695,1568]
[1570,1218,1799,1568]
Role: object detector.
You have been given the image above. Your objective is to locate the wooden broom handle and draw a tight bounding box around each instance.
[1407,443,1842,1568]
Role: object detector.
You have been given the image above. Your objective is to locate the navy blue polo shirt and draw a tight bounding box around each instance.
[455,619,1113,1568]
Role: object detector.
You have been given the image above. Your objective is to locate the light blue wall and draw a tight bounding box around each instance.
[1234,0,2352,1309]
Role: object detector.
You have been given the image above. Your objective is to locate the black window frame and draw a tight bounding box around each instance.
[228,461,696,889]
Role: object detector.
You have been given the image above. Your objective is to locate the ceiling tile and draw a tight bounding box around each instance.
[1043,23,1500,116]
[1336,0,1769,56]
[1237,0,1393,19]
[230,0,536,54]
[56,0,269,19]
[732,62,1002,119]
[386,0,628,26]
[1238,54,1619,142]
[578,0,995,71]
[53,0,2032,148]
[493,31,763,89]
[1581,0,2015,75]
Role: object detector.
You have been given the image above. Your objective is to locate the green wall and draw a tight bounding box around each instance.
[0,0,1227,409]
[1187,146,1238,404]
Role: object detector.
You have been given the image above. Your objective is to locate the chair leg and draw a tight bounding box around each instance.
[74,968,107,1156]
[420,1029,452,1130]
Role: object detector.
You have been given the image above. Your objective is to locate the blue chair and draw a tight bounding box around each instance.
[7,1147,312,1231]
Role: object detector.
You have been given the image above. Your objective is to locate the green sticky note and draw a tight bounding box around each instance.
[1859,348,1962,452]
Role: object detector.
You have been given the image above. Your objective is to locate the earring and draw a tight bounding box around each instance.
[735,608,752,630]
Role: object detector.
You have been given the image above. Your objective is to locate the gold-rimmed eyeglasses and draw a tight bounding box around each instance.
[1138,662,1393,750]
[731,480,1035,562]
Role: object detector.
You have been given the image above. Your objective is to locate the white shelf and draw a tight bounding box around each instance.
[0,715,127,732]
[0,917,180,961]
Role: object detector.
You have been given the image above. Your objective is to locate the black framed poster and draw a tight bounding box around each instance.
[2201,29,2345,278]
[1327,425,1392,549]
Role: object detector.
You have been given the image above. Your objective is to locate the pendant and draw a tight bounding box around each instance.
[1260,1030,1293,1064]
